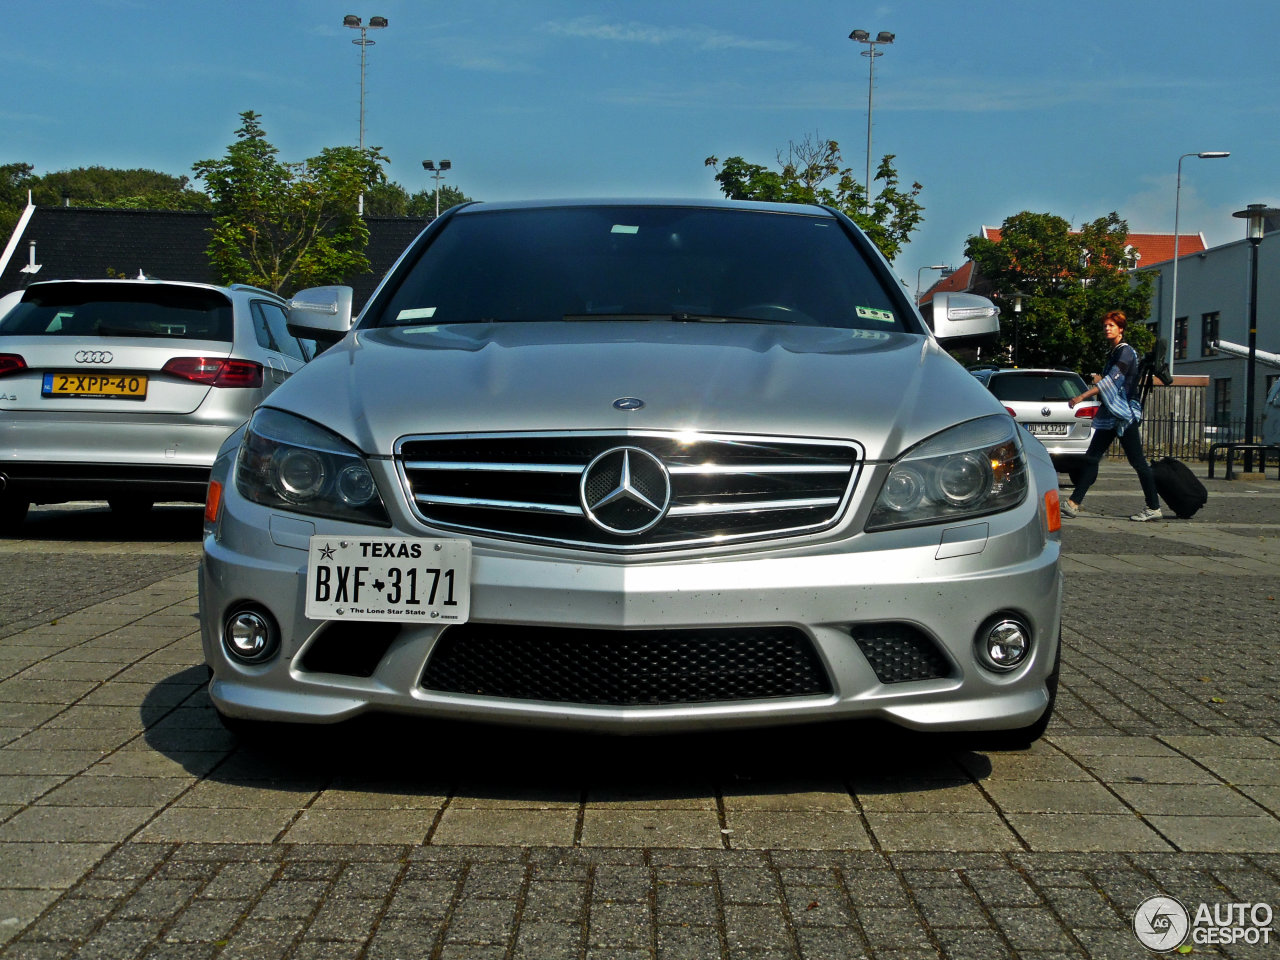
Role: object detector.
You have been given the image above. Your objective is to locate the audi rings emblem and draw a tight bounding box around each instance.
[74,350,114,364]
[579,446,671,536]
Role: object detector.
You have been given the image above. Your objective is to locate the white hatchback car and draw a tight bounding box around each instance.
[0,279,313,530]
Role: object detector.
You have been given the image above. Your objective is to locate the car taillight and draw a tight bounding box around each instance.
[1003,406,1017,418]
[162,357,264,388]
[0,354,27,378]
[1075,405,1099,419]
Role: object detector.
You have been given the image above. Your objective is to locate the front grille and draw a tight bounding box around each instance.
[421,624,833,705]
[851,624,953,683]
[395,431,860,550]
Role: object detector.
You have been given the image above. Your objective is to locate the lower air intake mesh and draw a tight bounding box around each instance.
[421,624,832,705]
[851,624,952,683]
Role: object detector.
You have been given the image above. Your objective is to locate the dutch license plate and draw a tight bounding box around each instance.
[305,536,471,623]
[1025,423,1068,436]
[42,372,148,399]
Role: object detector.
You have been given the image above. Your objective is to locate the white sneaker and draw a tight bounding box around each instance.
[1060,499,1079,518]
[1130,507,1162,522]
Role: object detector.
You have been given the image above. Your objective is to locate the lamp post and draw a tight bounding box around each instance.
[915,264,950,303]
[344,14,388,216]
[1169,150,1229,377]
[1011,291,1028,367]
[849,29,894,215]
[421,160,452,219]
[1231,203,1280,472]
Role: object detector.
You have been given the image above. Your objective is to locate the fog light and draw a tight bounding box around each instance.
[980,617,1031,671]
[223,607,280,664]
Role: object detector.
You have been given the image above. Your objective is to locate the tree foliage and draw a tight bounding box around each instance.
[1,162,209,237]
[363,181,472,218]
[192,111,388,294]
[704,134,924,260]
[964,211,1155,373]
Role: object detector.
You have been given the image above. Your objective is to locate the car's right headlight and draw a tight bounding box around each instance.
[866,415,1028,531]
[235,408,390,525]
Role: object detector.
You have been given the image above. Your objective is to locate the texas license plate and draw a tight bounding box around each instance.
[43,372,148,399]
[305,536,471,623]
[1025,423,1068,436]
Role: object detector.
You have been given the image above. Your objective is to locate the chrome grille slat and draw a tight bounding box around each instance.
[395,430,861,550]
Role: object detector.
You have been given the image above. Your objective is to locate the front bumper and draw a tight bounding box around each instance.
[200,478,1063,734]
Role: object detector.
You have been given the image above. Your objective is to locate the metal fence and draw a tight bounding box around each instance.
[1116,384,1208,461]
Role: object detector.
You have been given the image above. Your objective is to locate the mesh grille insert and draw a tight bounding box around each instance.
[851,624,953,683]
[299,622,401,678]
[421,624,832,705]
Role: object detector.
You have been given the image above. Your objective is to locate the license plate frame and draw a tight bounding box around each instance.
[42,372,148,400]
[1024,422,1069,436]
[305,536,472,623]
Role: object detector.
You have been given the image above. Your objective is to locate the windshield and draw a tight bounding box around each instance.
[0,283,234,342]
[371,205,910,332]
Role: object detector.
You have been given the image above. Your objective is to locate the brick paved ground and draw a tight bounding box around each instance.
[0,467,1277,958]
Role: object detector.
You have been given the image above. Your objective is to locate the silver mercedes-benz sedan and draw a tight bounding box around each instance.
[0,279,312,529]
[200,199,1064,744]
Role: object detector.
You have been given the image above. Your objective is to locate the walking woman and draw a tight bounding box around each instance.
[1061,310,1162,521]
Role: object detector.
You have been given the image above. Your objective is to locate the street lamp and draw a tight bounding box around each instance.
[344,14,388,215]
[1169,150,1229,377]
[421,160,452,219]
[849,29,894,215]
[1231,203,1280,471]
[915,263,950,303]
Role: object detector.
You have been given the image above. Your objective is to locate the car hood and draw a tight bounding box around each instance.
[265,321,1005,463]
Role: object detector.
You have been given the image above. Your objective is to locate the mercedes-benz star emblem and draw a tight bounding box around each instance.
[613,397,645,411]
[579,446,671,536]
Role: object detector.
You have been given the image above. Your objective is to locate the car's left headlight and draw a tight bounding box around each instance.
[235,408,390,525]
[867,415,1028,531]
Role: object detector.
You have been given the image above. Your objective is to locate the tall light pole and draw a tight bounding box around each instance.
[916,264,950,303]
[422,160,452,219]
[849,29,894,215]
[1231,203,1280,472]
[1169,150,1229,376]
[344,14,388,216]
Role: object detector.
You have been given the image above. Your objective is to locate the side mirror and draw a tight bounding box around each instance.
[928,292,1000,346]
[287,286,354,343]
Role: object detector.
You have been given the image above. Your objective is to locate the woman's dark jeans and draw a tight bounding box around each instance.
[1069,425,1159,509]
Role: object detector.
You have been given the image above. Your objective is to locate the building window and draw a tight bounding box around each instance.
[1200,312,1220,357]
[1175,317,1188,361]
[1213,377,1232,426]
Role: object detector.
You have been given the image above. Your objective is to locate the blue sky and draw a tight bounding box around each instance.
[6,0,1278,292]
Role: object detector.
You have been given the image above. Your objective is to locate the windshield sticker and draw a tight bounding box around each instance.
[610,224,640,235]
[856,306,895,323]
[396,307,437,322]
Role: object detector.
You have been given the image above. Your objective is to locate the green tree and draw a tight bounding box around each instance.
[964,211,1155,372]
[363,181,473,218]
[0,163,36,238]
[191,111,388,294]
[704,134,924,260]
[32,167,210,211]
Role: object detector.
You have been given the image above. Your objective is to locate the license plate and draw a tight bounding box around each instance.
[1024,422,1068,436]
[43,372,148,399]
[305,536,471,623]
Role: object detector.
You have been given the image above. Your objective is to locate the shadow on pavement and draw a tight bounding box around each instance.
[12,502,205,543]
[144,667,994,799]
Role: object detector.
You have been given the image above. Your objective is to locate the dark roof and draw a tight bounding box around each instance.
[1,207,429,308]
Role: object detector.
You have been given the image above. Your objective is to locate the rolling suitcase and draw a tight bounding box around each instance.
[1150,457,1207,519]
